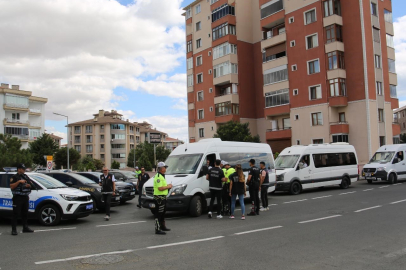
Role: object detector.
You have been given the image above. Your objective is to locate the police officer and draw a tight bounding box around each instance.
[259,161,270,211]
[99,167,116,221]
[222,162,235,216]
[136,167,150,208]
[247,159,261,216]
[135,167,142,178]
[9,163,35,235]
[153,162,172,235]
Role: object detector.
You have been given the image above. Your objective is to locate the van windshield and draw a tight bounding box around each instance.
[165,154,203,175]
[369,152,395,164]
[275,155,300,169]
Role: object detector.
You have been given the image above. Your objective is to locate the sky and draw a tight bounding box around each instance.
[0,0,405,144]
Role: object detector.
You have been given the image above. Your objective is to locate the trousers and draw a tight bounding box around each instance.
[102,194,112,216]
[231,194,245,215]
[222,184,231,214]
[12,195,29,230]
[209,189,222,215]
[249,184,260,214]
[261,185,269,208]
[153,195,167,232]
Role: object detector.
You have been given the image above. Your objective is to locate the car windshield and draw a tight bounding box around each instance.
[165,154,203,175]
[120,171,137,178]
[369,152,395,164]
[28,173,67,189]
[70,173,98,184]
[275,155,300,169]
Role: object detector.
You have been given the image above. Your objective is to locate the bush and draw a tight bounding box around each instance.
[111,160,120,170]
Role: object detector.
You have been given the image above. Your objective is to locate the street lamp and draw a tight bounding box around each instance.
[53,112,69,171]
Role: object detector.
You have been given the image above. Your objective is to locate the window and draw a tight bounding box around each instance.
[378,109,384,122]
[262,49,286,63]
[394,136,400,144]
[187,40,193,52]
[111,144,125,149]
[295,115,299,120]
[213,61,238,78]
[101,154,105,159]
[311,112,323,126]
[373,27,380,43]
[215,102,239,116]
[210,107,213,112]
[313,139,324,144]
[375,55,381,68]
[328,78,347,97]
[211,0,220,4]
[112,153,126,159]
[371,2,377,16]
[4,95,29,108]
[289,17,294,23]
[332,134,349,143]
[209,88,213,93]
[384,9,393,23]
[290,40,296,47]
[86,135,93,143]
[325,24,342,43]
[198,109,204,119]
[310,85,322,100]
[186,8,192,19]
[74,145,81,152]
[199,128,204,138]
[197,91,204,101]
[304,9,316,25]
[292,65,297,71]
[327,51,345,70]
[323,0,341,17]
[85,125,93,133]
[220,85,237,95]
[196,38,202,49]
[293,89,299,96]
[390,85,397,98]
[209,69,212,74]
[196,21,201,31]
[74,126,81,133]
[265,89,290,107]
[197,73,203,83]
[297,140,301,145]
[308,59,320,74]
[313,152,357,168]
[111,124,125,130]
[4,127,29,136]
[380,136,386,147]
[212,4,235,22]
[306,34,318,49]
[387,34,394,48]
[100,125,104,130]
[195,4,201,14]
[111,134,125,139]
[212,23,236,41]
[208,51,212,56]
[376,81,383,96]
[283,118,291,129]
[86,145,93,153]
[264,65,288,85]
[339,112,346,122]
[212,42,237,60]
[196,56,202,66]
[187,58,193,70]
[11,113,20,120]
[260,0,283,19]
[101,144,104,149]
[187,74,194,87]
[388,59,396,73]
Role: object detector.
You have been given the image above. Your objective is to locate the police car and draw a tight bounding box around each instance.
[0,172,93,226]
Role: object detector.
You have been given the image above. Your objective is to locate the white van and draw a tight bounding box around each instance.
[362,144,406,184]
[274,143,359,195]
[141,138,276,216]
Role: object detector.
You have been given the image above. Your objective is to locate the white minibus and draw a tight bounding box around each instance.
[141,138,276,216]
[275,143,359,195]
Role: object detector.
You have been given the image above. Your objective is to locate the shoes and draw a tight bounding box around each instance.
[11,229,18,236]
[155,230,166,235]
[266,207,269,211]
[256,212,260,216]
[260,207,266,212]
[229,215,235,219]
[241,216,245,220]
[217,215,223,219]
[23,227,34,233]
[104,215,110,221]
[208,211,212,218]
[162,228,171,232]
[137,205,141,208]
[247,212,256,216]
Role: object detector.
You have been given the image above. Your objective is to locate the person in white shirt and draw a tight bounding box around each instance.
[99,167,116,221]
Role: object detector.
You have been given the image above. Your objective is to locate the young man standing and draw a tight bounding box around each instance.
[153,162,172,235]
[259,162,270,211]
[223,162,235,216]
[206,159,225,219]
[136,167,150,208]
[247,159,260,216]
[99,167,116,221]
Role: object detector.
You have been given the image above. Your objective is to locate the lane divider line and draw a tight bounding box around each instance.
[35,227,77,233]
[379,186,389,189]
[312,195,332,200]
[35,250,134,265]
[390,199,406,205]
[283,199,308,204]
[363,189,374,191]
[393,183,403,186]
[147,236,224,249]
[234,226,283,235]
[354,205,382,213]
[339,191,357,195]
[298,215,341,224]
[96,221,146,228]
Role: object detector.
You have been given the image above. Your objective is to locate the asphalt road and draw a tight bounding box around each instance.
[1,180,406,270]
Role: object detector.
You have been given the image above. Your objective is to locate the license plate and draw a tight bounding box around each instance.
[130,192,135,195]
[149,203,156,208]
[86,204,93,210]
[115,197,120,201]
[365,173,371,177]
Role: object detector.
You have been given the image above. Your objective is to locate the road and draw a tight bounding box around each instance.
[1,180,406,270]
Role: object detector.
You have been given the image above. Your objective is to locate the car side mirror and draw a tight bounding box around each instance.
[66,181,73,186]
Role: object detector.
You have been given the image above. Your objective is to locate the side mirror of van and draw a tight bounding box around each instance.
[198,165,208,178]
[393,158,399,164]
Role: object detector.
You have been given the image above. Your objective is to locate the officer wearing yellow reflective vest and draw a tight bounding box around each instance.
[221,161,235,216]
[153,162,172,235]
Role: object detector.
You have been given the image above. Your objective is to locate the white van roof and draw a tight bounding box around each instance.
[376,144,406,152]
[279,143,356,156]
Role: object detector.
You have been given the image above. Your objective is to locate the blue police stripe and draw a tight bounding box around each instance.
[0,196,55,210]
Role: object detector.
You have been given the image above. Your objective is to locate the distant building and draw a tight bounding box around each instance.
[163,137,184,151]
[138,122,168,145]
[393,106,406,138]
[48,133,63,148]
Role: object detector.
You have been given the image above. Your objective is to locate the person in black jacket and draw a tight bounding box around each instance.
[137,167,150,208]
[206,159,225,219]
[247,159,261,216]
[229,164,246,220]
[99,167,116,221]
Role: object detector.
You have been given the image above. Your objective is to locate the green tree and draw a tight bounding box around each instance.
[54,147,81,169]
[127,149,136,168]
[130,142,171,169]
[28,133,58,166]
[138,152,152,171]
[214,121,260,143]
[156,145,171,164]
[111,160,120,170]
[0,134,33,169]
[74,156,96,172]
[94,159,104,170]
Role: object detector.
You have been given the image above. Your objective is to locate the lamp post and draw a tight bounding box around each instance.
[53,112,69,171]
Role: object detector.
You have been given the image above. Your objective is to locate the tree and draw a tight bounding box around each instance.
[28,133,58,166]
[214,121,260,143]
[74,156,96,172]
[127,149,136,168]
[94,159,104,170]
[111,160,120,170]
[0,134,33,169]
[156,145,171,164]
[54,147,81,169]
[138,152,152,171]
[130,142,171,170]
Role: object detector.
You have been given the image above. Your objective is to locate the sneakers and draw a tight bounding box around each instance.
[155,230,166,235]
[266,207,270,211]
[229,215,235,219]
[241,216,245,220]
[137,205,141,208]
[23,227,34,233]
[104,215,110,221]
[11,229,18,236]
[208,212,212,218]
[260,207,266,212]
[217,215,223,219]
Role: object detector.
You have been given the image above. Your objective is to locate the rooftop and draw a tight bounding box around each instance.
[48,133,63,140]
[0,83,48,103]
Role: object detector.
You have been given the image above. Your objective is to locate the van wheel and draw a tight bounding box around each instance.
[37,204,61,226]
[189,196,202,217]
[340,177,350,189]
[367,179,373,184]
[289,181,302,195]
[388,173,396,184]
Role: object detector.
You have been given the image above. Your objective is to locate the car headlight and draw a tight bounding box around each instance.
[377,167,386,171]
[60,194,79,201]
[277,173,285,182]
[170,184,187,196]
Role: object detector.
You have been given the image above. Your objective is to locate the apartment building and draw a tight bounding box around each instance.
[0,83,47,149]
[48,133,63,148]
[163,137,184,151]
[184,0,398,164]
[138,122,168,145]
[394,106,406,136]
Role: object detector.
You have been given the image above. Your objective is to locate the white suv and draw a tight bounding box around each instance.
[0,172,94,226]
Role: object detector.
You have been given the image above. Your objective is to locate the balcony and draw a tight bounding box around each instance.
[130,139,135,144]
[330,122,349,134]
[3,104,29,112]
[329,96,348,107]
[85,129,93,134]
[389,73,397,85]
[393,123,401,136]
[29,108,41,116]
[29,122,41,128]
[325,41,344,54]
[86,149,93,153]
[74,140,81,144]
[327,69,346,80]
[213,73,238,86]
[100,148,105,153]
[74,130,81,134]
[323,14,343,27]
[261,32,286,51]
[260,2,284,28]
[86,140,93,144]
[9,134,29,141]
[214,93,239,104]
[264,104,290,118]
[263,56,287,73]
[215,114,240,124]
[266,128,292,141]
[130,130,134,134]
[3,118,29,126]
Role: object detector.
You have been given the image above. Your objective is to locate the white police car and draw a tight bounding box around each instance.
[0,172,94,226]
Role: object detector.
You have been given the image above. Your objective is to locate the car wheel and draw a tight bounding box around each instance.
[189,195,202,217]
[37,204,61,226]
[388,173,396,184]
[289,181,302,195]
[340,177,350,189]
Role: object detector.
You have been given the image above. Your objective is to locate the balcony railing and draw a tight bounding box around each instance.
[266,127,291,132]
[86,140,93,143]
[130,130,134,134]
[5,102,29,109]
[74,140,81,144]
[330,121,348,125]
[85,129,93,134]
[29,108,41,113]
[30,122,41,127]
[10,134,29,140]
[86,149,93,153]
[74,130,81,134]
[4,118,29,124]
[263,27,285,41]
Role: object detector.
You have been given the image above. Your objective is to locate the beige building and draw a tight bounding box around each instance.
[163,137,184,151]
[138,122,168,145]
[48,133,63,148]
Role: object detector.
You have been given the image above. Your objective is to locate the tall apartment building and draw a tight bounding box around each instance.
[48,133,63,148]
[0,83,47,149]
[394,106,406,136]
[184,0,398,164]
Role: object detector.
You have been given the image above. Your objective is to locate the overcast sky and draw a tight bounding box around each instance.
[0,0,405,144]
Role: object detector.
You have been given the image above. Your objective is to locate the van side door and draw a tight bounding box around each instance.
[297,155,314,189]
[393,151,406,180]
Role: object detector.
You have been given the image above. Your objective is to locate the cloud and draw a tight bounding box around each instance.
[45,126,67,143]
[171,99,187,110]
[0,0,187,123]
[394,16,406,101]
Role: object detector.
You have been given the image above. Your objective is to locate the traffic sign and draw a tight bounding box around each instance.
[47,161,53,171]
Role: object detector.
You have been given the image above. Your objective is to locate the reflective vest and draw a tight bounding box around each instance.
[225,168,236,184]
[153,173,168,196]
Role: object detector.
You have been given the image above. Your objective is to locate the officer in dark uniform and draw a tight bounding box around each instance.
[9,163,35,235]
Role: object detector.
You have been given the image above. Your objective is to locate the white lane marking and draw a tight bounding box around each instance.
[269,204,278,206]
[390,199,406,204]
[283,199,308,204]
[96,221,146,227]
[339,191,356,195]
[379,186,389,189]
[234,226,283,235]
[312,195,332,200]
[35,227,76,233]
[363,188,374,191]
[35,250,134,265]
[393,183,402,186]
[147,236,224,249]
[385,248,406,258]
[354,205,382,213]
[298,215,341,224]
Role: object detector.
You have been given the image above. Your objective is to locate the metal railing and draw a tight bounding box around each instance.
[29,108,41,113]
[85,129,93,134]
[4,102,29,109]
[74,130,81,134]
[329,121,348,125]
[4,118,29,124]
[266,127,292,132]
